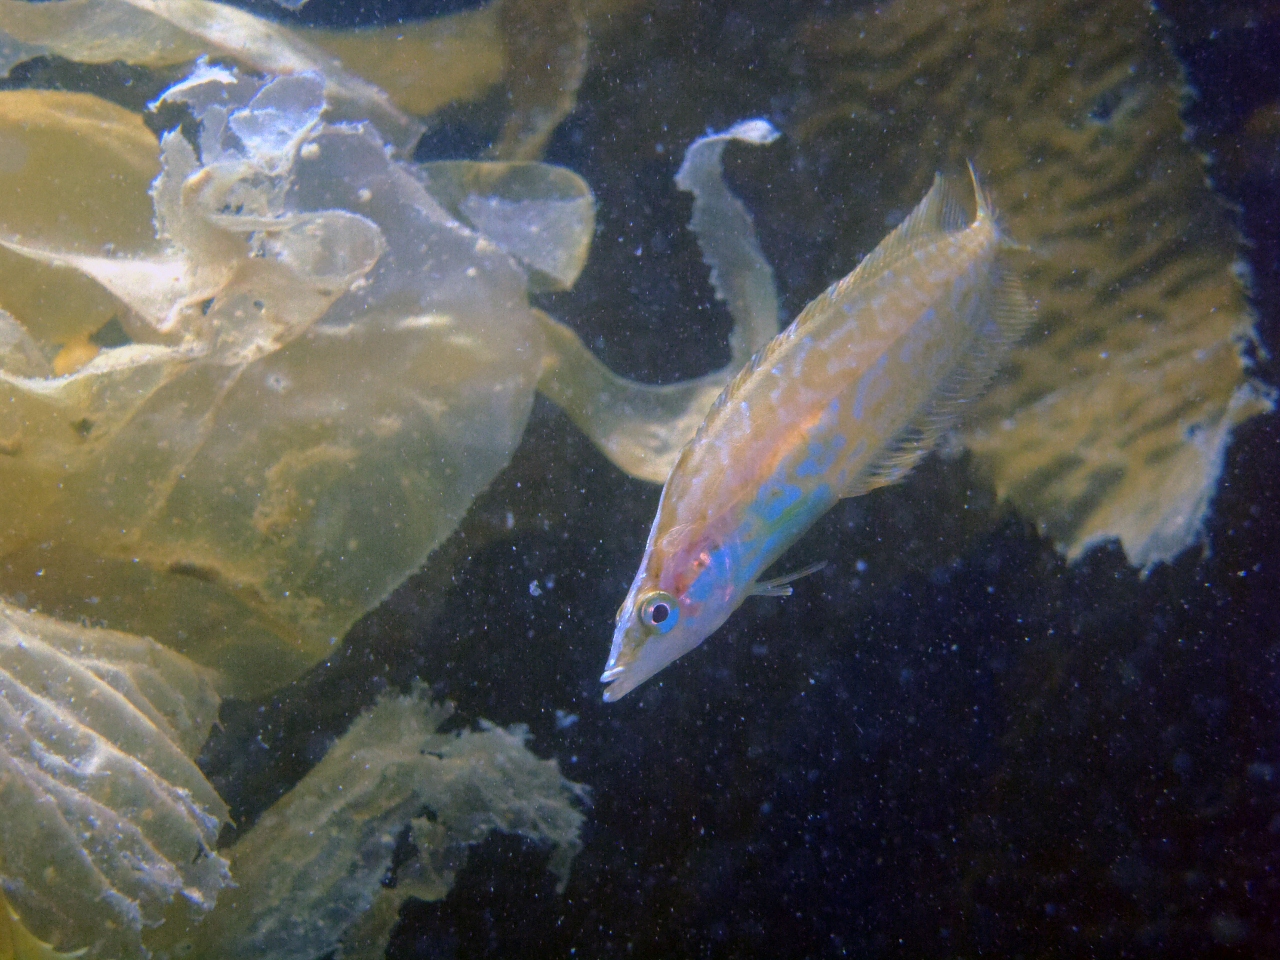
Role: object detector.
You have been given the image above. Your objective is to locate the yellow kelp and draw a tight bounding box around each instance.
[148,687,586,960]
[603,168,1033,700]
[0,602,228,959]
[0,0,594,161]
[0,71,779,695]
[793,0,1272,568]
[0,601,587,960]
[0,891,79,960]
[0,0,424,149]
[0,90,159,363]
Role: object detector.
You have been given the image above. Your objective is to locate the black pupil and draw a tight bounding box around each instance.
[650,602,670,624]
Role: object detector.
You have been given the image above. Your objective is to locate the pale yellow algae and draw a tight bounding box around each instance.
[0,601,587,960]
[0,602,228,959]
[0,64,778,695]
[150,688,586,960]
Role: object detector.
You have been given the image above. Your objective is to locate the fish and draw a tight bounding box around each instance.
[600,164,1034,701]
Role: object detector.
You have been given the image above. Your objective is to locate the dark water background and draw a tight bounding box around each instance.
[193,0,1280,956]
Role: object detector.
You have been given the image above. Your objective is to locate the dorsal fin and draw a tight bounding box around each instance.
[839,252,1035,499]
[789,172,971,339]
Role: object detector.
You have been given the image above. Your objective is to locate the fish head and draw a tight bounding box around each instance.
[600,532,742,701]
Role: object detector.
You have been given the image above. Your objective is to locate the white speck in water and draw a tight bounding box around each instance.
[555,709,579,729]
[529,580,542,597]
[855,559,868,573]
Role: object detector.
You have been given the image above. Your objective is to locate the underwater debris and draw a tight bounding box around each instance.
[0,68,778,695]
[0,602,228,960]
[154,686,587,960]
[793,0,1272,569]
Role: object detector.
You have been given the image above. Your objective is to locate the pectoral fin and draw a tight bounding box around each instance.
[750,560,827,598]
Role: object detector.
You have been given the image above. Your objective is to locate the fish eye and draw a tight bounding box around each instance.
[639,591,679,634]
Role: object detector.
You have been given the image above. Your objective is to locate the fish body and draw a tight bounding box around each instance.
[601,166,1033,701]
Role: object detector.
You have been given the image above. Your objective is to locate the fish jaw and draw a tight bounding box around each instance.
[600,602,704,702]
[600,575,737,701]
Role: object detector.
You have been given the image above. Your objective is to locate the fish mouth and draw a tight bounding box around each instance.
[601,667,645,702]
[600,636,668,702]
[600,654,640,701]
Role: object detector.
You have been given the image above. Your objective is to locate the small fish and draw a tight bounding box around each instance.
[601,164,1033,701]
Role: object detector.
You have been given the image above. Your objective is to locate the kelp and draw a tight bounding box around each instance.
[0,603,587,960]
[151,687,586,960]
[0,68,778,695]
[0,601,228,959]
[0,0,595,161]
[0,0,424,150]
[0,89,159,363]
[0,891,78,960]
[792,0,1272,568]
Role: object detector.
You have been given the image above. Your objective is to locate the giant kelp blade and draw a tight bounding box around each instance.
[794,0,1271,568]
[0,603,228,960]
[152,687,586,960]
[314,0,589,162]
[0,69,551,696]
[302,3,504,120]
[0,89,159,355]
[0,0,423,151]
[417,160,595,291]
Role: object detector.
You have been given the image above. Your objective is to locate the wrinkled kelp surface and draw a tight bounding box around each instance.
[0,602,227,958]
[158,687,585,960]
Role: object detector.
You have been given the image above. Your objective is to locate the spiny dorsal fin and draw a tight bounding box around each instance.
[790,172,972,340]
[840,252,1036,499]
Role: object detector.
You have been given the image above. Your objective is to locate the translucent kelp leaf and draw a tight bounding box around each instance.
[0,67,783,695]
[303,3,504,120]
[160,687,585,960]
[487,0,588,161]
[0,89,159,359]
[794,0,1272,568]
[0,71,532,694]
[0,0,422,151]
[0,601,228,959]
[419,160,594,291]
[305,0,590,162]
[0,890,78,960]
